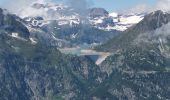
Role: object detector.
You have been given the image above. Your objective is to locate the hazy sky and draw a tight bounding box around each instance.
[0,0,170,13]
[0,0,157,11]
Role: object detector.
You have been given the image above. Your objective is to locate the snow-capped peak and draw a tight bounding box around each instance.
[21,2,81,28]
[107,12,145,31]
[112,13,144,31]
[20,1,145,32]
[90,11,145,31]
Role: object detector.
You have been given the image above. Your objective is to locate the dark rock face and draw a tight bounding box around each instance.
[132,10,170,33]
[0,8,4,25]
[32,3,46,9]
[0,8,30,39]
[89,8,109,18]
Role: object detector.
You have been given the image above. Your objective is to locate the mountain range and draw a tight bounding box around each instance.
[1,1,170,100]
[20,2,144,48]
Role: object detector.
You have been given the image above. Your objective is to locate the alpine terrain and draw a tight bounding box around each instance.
[0,0,170,100]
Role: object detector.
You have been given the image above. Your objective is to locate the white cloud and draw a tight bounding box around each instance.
[126,4,150,14]
[1,0,51,14]
[155,0,170,12]
[125,0,170,14]
[2,0,170,15]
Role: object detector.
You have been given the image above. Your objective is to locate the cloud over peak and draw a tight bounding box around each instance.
[127,0,170,14]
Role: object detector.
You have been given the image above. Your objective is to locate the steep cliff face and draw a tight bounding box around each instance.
[0,8,30,39]
[89,8,109,18]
